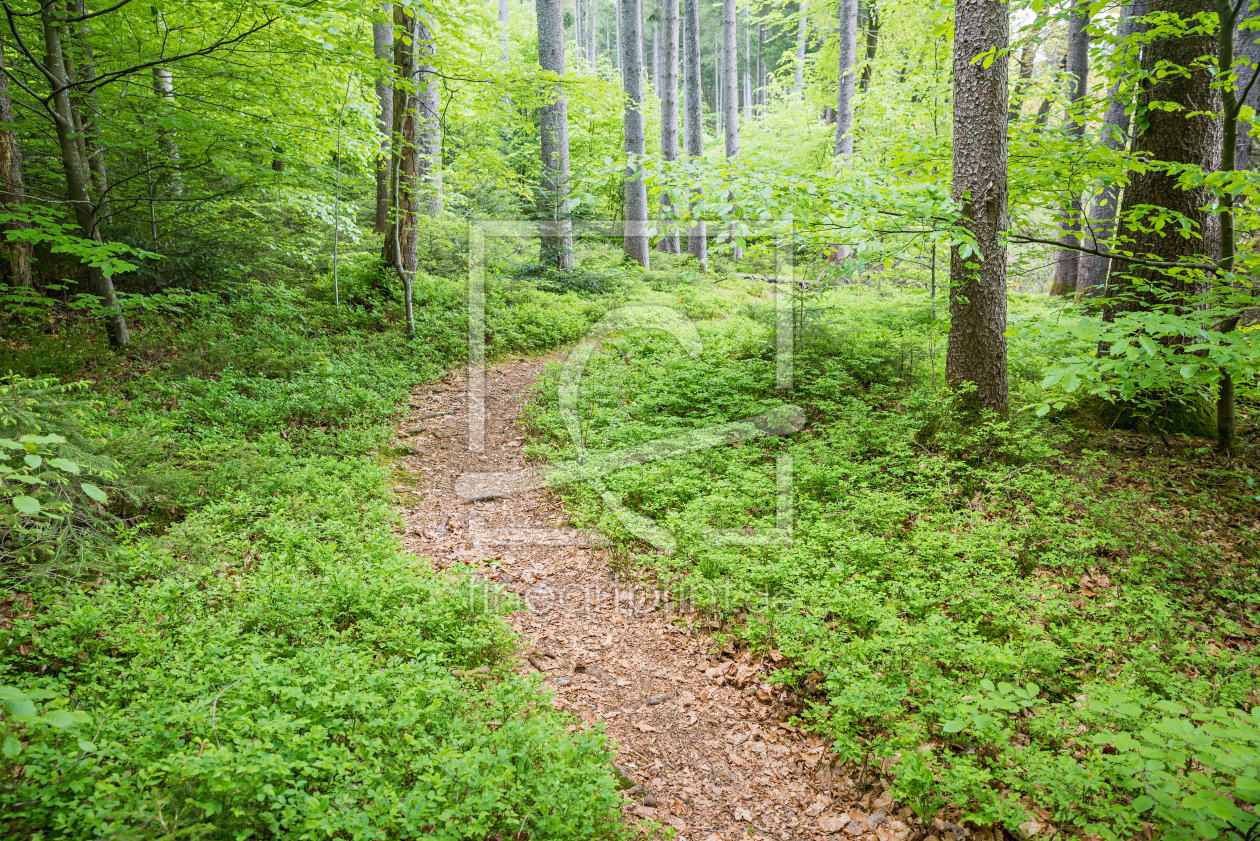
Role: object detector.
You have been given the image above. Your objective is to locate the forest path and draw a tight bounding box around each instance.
[392,357,917,841]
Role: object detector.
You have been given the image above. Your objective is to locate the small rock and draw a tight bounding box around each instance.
[646,693,670,705]
[844,819,865,836]
[642,795,659,807]
[868,811,888,829]
[552,677,571,686]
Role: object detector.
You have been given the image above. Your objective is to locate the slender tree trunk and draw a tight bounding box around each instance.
[150,9,181,196]
[1234,1,1260,170]
[1106,0,1220,318]
[794,0,808,95]
[385,4,419,278]
[538,0,575,269]
[745,5,753,121]
[654,20,660,90]
[756,23,765,112]
[1077,2,1144,298]
[622,0,650,265]
[947,0,1009,416]
[658,0,680,253]
[1008,23,1040,122]
[835,0,858,156]
[1215,0,1256,453]
[42,7,127,346]
[615,0,622,73]
[374,3,394,233]
[417,5,442,215]
[721,0,741,259]
[683,0,706,266]
[576,0,584,58]
[70,1,106,199]
[587,0,596,66]
[859,1,878,92]
[0,40,31,288]
[1049,0,1089,296]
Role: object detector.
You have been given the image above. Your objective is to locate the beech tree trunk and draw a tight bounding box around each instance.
[1008,25,1039,122]
[70,1,106,198]
[683,0,706,266]
[150,9,181,196]
[722,0,738,157]
[1049,0,1089,297]
[384,4,419,279]
[622,0,650,266]
[1106,0,1220,318]
[947,0,1009,416]
[416,6,442,215]
[859,1,878,92]
[835,0,857,156]
[1233,0,1260,171]
[0,40,31,288]
[538,0,575,269]
[794,0,808,95]
[42,7,127,346]
[756,23,766,112]
[1077,2,1145,298]
[587,0,596,66]
[374,3,394,233]
[658,0,680,253]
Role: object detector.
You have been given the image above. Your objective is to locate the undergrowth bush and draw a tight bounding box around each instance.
[0,272,624,839]
[524,284,1260,840]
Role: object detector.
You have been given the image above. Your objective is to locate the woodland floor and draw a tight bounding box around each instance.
[387,357,1000,841]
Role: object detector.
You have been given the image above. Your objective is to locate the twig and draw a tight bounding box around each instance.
[211,677,244,748]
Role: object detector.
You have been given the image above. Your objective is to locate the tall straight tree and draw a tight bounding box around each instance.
[1234,0,1260,171]
[385,3,419,283]
[794,0,808,95]
[1106,0,1219,317]
[587,0,596,65]
[1049,0,1089,296]
[835,0,858,156]
[745,5,753,120]
[658,0,680,253]
[373,3,394,232]
[1008,22,1040,122]
[499,0,510,61]
[1077,2,1144,297]
[756,21,765,111]
[858,1,879,92]
[947,0,1010,416]
[0,39,30,288]
[40,4,127,346]
[722,0,738,156]
[416,6,442,214]
[683,0,706,265]
[622,0,650,265]
[537,0,575,269]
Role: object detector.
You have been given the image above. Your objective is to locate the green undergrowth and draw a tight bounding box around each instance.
[523,284,1260,840]
[0,261,625,839]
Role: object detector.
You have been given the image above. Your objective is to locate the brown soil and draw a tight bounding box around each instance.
[390,357,984,841]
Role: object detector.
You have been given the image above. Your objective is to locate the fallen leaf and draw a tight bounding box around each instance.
[734,806,752,821]
[818,814,849,833]
[634,722,659,733]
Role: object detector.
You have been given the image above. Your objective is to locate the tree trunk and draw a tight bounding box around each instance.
[374,3,394,233]
[835,0,858,156]
[70,1,106,199]
[576,0,584,59]
[756,23,765,112]
[658,0,680,253]
[745,5,753,121]
[0,40,31,288]
[587,0,596,66]
[615,0,622,73]
[150,9,181,196]
[947,0,1009,416]
[859,1,878,92]
[794,0,808,95]
[42,7,127,346]
[622,0,650,266]
[722,0,738,157]
[384,4,419,278]
[1106,0,1220,319]
[1049,0,1089,297]
[538,0,575,270]
[683,0,706,266]
[1233,0,1260,170]
[417,5,442,215]
[1007,24,1040,122]
[1077,2,1145,298]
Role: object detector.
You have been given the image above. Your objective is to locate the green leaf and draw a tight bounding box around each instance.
[80,483,107,503]
[1138,335,1158,356]
[41,709,90,729]
[1,735,19,759]
[0,686,35,717]
[11,495,40,516]
[22,454,41,469]
[1117,703,1143,717]
[942,720,965,733]
[76,738,96,753]
[49,458,80,474]
[1131,795,1155,813]
[979,679,995,692]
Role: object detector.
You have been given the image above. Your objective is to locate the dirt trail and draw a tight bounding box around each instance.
[392,357,935,841]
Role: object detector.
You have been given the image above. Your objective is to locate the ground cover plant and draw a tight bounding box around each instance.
[523,282,1260,840]
[0,266,624,839]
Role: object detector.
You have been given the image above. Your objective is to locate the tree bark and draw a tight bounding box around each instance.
[1105,0,1220,319]
[0,40,31,288]
[745,6,753,121]
[416,5,442,215]
[859,1,878,92]
[70,1,106,198]
[150,8,181,196]
[538,0,575,269]
[947,0,1009,416]
[622,0,650,266]
[587,0,596,66]
[658,0,680,253]
[722,0,738,157]
[1049,0,1089,297]
[683,0,706,266]
[756,22,765,112]
[835,0,857,156]
[42,7,127,346]
[1077,2,1145,298]
[794,0,808,95]
[1233,0,1260,170]
[374,3,394,233]
[384,4,419,279]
